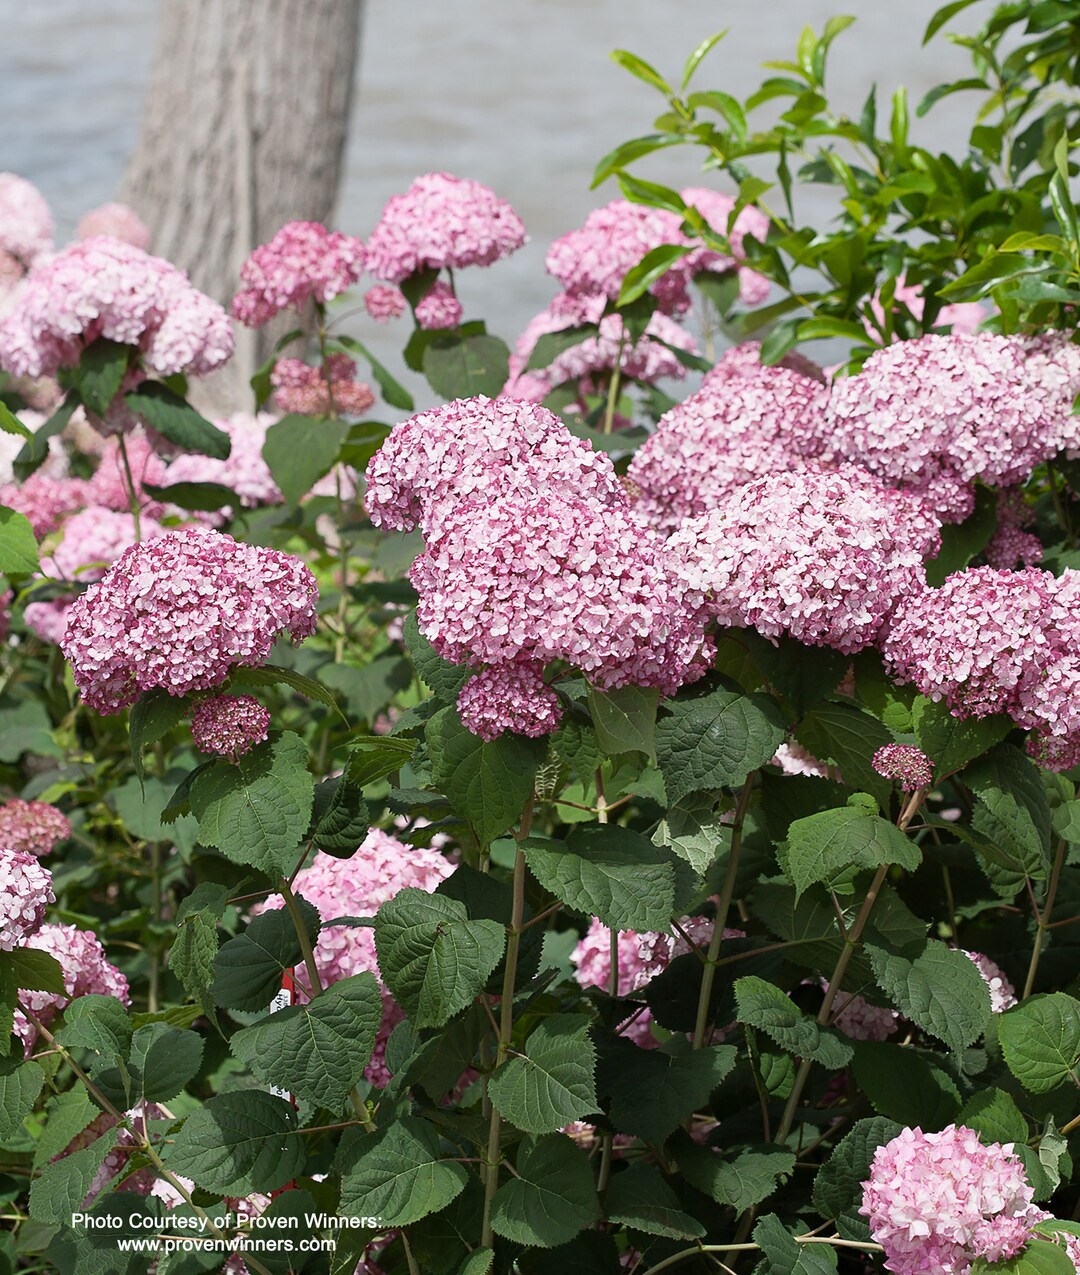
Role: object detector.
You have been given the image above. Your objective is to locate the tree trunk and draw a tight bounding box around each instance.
[120,0,364,410]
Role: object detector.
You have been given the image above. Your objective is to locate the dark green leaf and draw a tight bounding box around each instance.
[29,1130,119,1224]
[339,1116,469,1226]
[262,413,349,507]
[346,736,417,789]
[230,663,347,719]
[867,939,991,1053]
[783,800,920,898]
[13,390,78,482]
[71,338,130,416]
[164,1091,304,1194]
[129,1022,203,1102]
[0,1054,44,1139]
[422,334,511,400]
[605,1162,705,1239]
[56,995,132,1060]
[912,697,1011,779]
[734,976,853,1068]
[489,1013,597,1134]
[125,382,231,458]
[998,994,1080,1093]
[587,684,659,758]
[490,1134,600,1248]
[600,1038,735,1143]
[527,326,600,371]
[0,505,39,576]
[754,1213,838,1274]
[675,1135,795,1212]
[959,1089,1029,1146]
[851,1040,961,1129]
[966,745,1052,880]
[617,243,695,306]
[795,702,893,810]
[336,334,415,410]
[212,900,320,1011]
[129,689,190,782]
[812,1117,903,1234]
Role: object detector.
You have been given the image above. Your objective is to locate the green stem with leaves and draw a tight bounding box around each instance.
[1023,837,1068,1000]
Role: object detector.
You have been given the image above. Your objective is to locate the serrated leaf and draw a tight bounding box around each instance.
[311,775,369,855]
[212,900,320,1011]
[967,745,1052,879]
[735,977,852,1068]
[754,1213,838,1274]
[912,697,1011,778]
[0,1054,44,1138]
[262,413,349,506]
[1,948,66,995]
[339,1116,469,1226]
[171,884,227,1026]
[404,612,471,699]
[656,686,785,804]
[586,684,659,759]
[970,1239,1077,1274]
[346,735,417,789]
[794,702,893,809]
[600,1038,736,1143]
[189,732,314,876]
[32,1089,97,1170]
[998,994,1080,1093]
[850,1040,961,1129]
[0,505,39,576]
[959,1088,1029,1146]
[71,338,130,416]
[231,973,381,1108]
[165,1091,304,1193]
[521,826,678,932]
[489,1014,597,1134]
[428,706,544,846]
[675,1135,795,1212]
[231,663,346,720]
[125,382,231,458]
[868,939,991,1054]
[812,1117,903,1234]
[375,889,505,1028]
[129,688,190,782]
[783,802,920,898]
[654,793,727,873]
[0,399,32,440]
[129,1022,203,1102]
[605,1162,705,1239]
[490,1134,600,1248]
[423,333,510,400]
[30,1129,119,1223]
[56,995,132,1060]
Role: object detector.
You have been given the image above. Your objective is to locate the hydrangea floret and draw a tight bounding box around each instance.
[15,922,130,1052]
[270,354,375,416]
[0,172,53,266]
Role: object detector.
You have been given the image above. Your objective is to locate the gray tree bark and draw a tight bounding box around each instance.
[120,0,364,409]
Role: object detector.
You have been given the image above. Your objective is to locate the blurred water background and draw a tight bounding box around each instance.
[0,0,978,356]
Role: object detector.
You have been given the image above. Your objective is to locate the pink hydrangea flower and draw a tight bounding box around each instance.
[680,186,770,303]
[190,694,271,762]
[23,600,75,646]
[963,951,1017,1013]
[0,472,88,536]
[860,1124,1043,1273]
[271,354,375,416]
[60,526,318,714]
[627,347,830,530]
[0,173,53,266]
[457,661,563,740]
[829,987,898,1041]
[85,432,169,514]
[76,202,151,250]
[42,508,166,585]
[770,741,841,781]
[163,412,282,509]
[414,280,463,330]
[15,922,130,1052]
[0,237,234,381]
[872,744,934,791]
[232,221,365,327]
[0,799,71,857]
[364,283,406,322]
[364,395,626,539]
[668,464,940,654]
[0,848,54,950]
[365,172,526,283]
[985,488,1042,570]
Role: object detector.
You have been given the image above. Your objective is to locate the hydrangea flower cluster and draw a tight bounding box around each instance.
[232,221,365,327]
[0,172,53,266]
[270,354,375,416]
[76,202,151,250]
[860,1124,1044,1273]
[253,830,454,1085]
[42,508,165,584]
[60,526,318,714]
[882,566,1080,768]
[0,848,54,950]
[190,694,271,761]
[365,172,527,283]
[825,333,1080,521]
[0,799,71,857]
[668,464,941,654]
[872,744,934,791]
[627,346,829,529]
[15,922,130,1052]
[364,394,625,538]
[0,237,234,382]
[414,280,464,330]
[457,661,563,740]
[364,283,406,322]
[964,950,1017,1013]
[829,987,898,1041]
[0,471,88,536]
[985,487,1043,570]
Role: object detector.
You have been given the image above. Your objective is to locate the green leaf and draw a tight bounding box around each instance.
[610,48,673,95]
[966,745,1052,880]
[422,334,511,400]
[129,1022,203,1102]
[231,663,347,720]
[0,400,32,440]
[912,697,1011,779]
[29,1130,119,1224]
[592,135,685,188]
[124,382,231,458]
[56,995,132,1060]
[129,688,190,782]
[458,1250,495,1275]
[71,338,130,416]
[311,775,369,854]
[404,612,471,700]
[142,479,240,512]
[925,485,997,585]
[164,1091,304,1194]
[522,826,679,932]
[261,412,348,507]
[339,1116,469,1226]
[587,684,659,758]
[490,1134,600,1248]
[924,0,981,43]
[212,900,320,1011]
[681,29,728,88]
[868,939,991,1054]
[654,793,728,874]
[489,1014,597,1135]
[971,1240,1077,1274]
[675,1135,795,1212]
[998,994,1080,1093]
[31,1089,97,1171]
[754,1213,838,1274]
[335,334,414,410]
[655,686,786,804]
[13,390,78,482]
[605,1162,705,1239]
[346,735,417,789]
[375,889,505,1028]
[812,1117,903,1234]
[0,947,66,995]
[850,1041,961,1130]
[526,325,600,371]
[171,883,227,1026]
[600,1038,736,1143]
[783,801,920,898]
[231,973,381,1108]
[0,505,39,576]
[735,977,853,1068]
[0,1054,44,1139]
[794,702,894,809]
[617,243,695,306]
[189,732,315,876]
[428,707,544,846]
[959,1088,1029,1146]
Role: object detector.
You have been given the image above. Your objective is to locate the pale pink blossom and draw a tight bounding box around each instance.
[414,280,463,330]
[232,221,365,326]
[457,661,563,740]
[0,799,71,857]
[76,202,151,250]
[0,173,53,266]
[0,848,54,950]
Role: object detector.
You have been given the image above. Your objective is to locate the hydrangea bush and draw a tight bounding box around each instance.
[2,5,1080,1274]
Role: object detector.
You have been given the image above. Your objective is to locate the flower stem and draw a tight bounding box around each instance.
[1023,837,1067,1000]
[118,434,142,543]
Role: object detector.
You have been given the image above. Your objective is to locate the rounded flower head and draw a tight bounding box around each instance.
[76,202,151,250]
[60,526,319,714]
[872,744,934,791]
[365,172,526,283]
[190,694,271,761]
[0,848,54,950]
[0,799,71,857]
[414,280,463,330]
[860,1124,1043,1273]
[457,662,563,740]
[270,354,375,416]
[627,348,830,530]
[411,491,711,695]
[668,464,940,654]
[825,333,1080,522]
[0,236,234,381]
[0,173,53,266]
[364,283,406,322]
[364,394,626,539]
[0,472,88,537]
[232,221,365,327]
